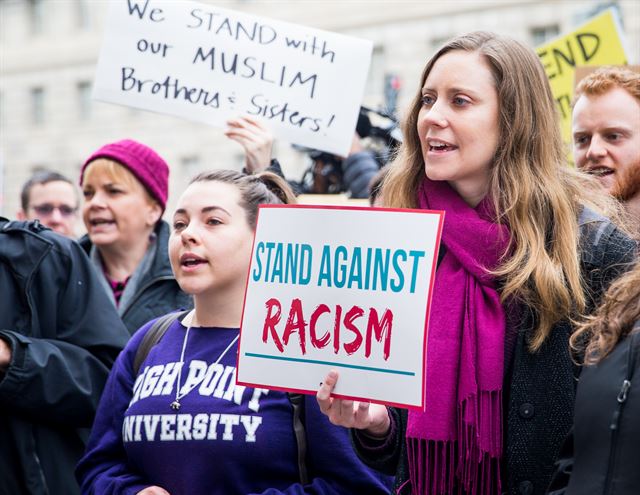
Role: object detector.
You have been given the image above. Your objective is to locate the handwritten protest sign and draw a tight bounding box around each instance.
[93,0,372,156]
[237,205,444,410]
[536,8,629,146]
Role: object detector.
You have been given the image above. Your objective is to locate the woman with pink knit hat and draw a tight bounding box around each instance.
[79,139,192,335]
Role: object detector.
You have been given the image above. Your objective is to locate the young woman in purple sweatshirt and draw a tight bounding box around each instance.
[76,170,392,495]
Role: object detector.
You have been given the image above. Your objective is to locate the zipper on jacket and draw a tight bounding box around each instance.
[603,379,631,493]
[24,291,51,494]
[603,328,639,494]
[32,450,50,495]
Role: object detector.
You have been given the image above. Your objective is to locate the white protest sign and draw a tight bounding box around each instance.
[237,205,444,410]
[93,0,373,155]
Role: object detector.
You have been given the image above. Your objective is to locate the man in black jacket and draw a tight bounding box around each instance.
[0,217,130,495]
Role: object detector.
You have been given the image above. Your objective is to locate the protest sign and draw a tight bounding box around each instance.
[93,0,373,156]
[236,205,444,410]
[536,8,629,146]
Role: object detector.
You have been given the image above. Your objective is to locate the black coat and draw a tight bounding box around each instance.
[548,326,640,495]
[342,151,380,199]
[0,218,130,495]
[79,220,193,335]
[352,212,637,495]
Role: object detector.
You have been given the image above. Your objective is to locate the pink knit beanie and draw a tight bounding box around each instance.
[80,139,169,212]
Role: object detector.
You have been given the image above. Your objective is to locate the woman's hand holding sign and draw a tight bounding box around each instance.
[225,116,274,174]
[317,370,391,437]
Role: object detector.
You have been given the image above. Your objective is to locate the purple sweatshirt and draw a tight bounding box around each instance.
[76,316,392,494]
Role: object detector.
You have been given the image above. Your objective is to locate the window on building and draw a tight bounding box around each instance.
[364,45,386,100]
[28,0,45,35]
[181,155,202,179]
[76,0,91,29]
[77,81,92,120]
[531,25,560,46]
[31,87,45,125]
[574,3,620,26]
[427,36,453,64]
[430,36,451,52]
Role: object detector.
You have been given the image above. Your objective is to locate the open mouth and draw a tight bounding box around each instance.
[587,167,614,178]
[181,259,207,267]
[89,219,115,227]
[180,253,207,267]
[428,139,458,152]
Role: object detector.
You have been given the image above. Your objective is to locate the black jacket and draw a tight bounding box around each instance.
[79,220,193,335]
[548,326,640,495]
[352,213,637,495]
[342,151,380,199]
[0,218,130,495]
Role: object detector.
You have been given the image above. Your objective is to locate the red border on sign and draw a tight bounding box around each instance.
[236,203,444,411]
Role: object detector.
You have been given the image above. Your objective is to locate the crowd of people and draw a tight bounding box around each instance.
[0,30,638,495]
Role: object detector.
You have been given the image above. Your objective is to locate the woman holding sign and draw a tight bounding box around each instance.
[76,170,392,495]
[316,31,636,495]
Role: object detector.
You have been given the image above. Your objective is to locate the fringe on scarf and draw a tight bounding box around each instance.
[407,390,502,495]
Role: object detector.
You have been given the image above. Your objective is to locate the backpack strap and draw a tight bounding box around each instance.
[288,392,309,485]
[133,311,189,375]
[132,314,310,485]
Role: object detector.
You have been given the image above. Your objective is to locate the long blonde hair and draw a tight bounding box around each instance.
[383,31,622,351]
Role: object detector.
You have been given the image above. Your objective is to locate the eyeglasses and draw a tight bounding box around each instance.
[31,203,78,217]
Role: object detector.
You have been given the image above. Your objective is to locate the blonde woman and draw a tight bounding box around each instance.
[316,32,636,495]
[79,140,192,334]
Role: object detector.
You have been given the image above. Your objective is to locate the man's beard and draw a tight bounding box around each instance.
[612,160,640,203]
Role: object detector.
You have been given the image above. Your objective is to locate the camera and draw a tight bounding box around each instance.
[297,106,402,195]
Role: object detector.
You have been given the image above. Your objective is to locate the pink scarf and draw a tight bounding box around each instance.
[406,178,509,494]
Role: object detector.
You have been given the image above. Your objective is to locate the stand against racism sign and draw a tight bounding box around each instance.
[237,205,444,410]
[536,8,629,147]
[93,0,372,156]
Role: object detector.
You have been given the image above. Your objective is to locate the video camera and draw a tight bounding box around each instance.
[356,106,402,150]
[297,106,401,194]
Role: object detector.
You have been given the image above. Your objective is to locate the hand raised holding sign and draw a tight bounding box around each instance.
[316,370,391,437]
[225,116,274,174]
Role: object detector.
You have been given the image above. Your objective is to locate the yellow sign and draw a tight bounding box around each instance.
[536,8,628,145]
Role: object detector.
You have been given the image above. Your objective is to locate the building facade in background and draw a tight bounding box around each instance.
[1,0,638,218]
